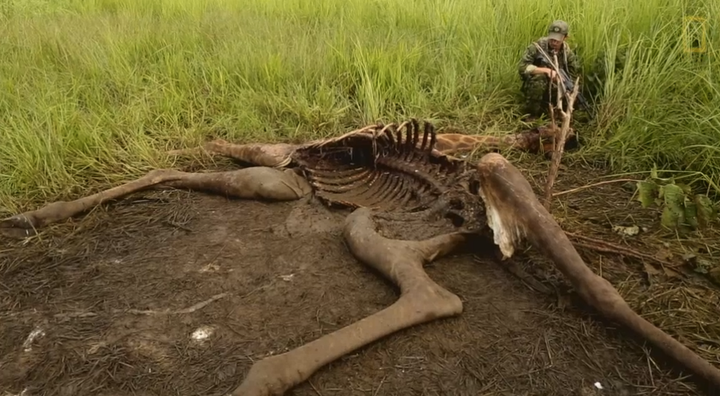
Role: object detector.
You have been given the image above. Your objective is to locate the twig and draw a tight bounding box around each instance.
[308,380,324,396]
[566,232,678,269]
[543,70,580,210]
[552,178,640,197]
[54,311,98,320]
[372,375,387,396]
[52,292,230,320]
[123,292,229,315]
[548,79,557,127]
[547,90,557,156]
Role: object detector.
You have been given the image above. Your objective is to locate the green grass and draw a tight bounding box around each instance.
[0,0,718,213]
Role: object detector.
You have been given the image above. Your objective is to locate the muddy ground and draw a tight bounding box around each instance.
[1,156,719,396]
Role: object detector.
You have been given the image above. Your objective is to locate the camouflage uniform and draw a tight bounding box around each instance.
[517,20,581,117]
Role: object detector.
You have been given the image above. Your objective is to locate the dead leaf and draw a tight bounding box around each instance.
[708,267,720,286]
[555,292,572,310]
[654,249,673,261]
[643,262,661,276]
[612,225,640,237]
[663,267,684,279]
[695,258,712,274]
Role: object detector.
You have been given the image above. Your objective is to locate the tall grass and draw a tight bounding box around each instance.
[0,0,717,213]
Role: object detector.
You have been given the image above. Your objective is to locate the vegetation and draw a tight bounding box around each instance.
[636,167,717,231]
[0,0,718,215]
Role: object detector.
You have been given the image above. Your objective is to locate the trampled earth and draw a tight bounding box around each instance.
[2,155,719,396]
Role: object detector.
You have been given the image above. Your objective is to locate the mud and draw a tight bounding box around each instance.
[0,186,707,395]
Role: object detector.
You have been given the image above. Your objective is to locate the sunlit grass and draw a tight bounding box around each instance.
[0,0,717,213]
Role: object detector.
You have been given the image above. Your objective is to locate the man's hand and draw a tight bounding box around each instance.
[544,68,558,81]
[532,67,558,82]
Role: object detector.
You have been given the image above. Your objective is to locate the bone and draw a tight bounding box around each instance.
[0,167,311,238]
[474,152,720,389]
[201,140,298,168]
[231,207,467,395]
[168,139,298,168]
[295,120,464,212]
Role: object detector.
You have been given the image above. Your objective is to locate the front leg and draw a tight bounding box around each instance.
[231,207,467,396]
[168,140,298,168]
[1,167,311,238]
[474,152,720,389]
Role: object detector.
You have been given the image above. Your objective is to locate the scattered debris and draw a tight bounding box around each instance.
[643,262,661,276]
[612,225,639,237]
[122,293,229,315]
[22,326,45,352]
[200,263,221,272]
[709,267,720,285]
[53,293,230,320]
[567,232,677,269]
[191,325,215,342]
[694,258,713,274]
[2,388,29,396]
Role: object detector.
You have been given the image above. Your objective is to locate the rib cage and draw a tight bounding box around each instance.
[291,119,470,213]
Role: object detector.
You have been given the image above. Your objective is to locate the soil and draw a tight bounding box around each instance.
[0,157,717,396]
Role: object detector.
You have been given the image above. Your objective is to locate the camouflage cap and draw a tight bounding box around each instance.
[547,20,569,41]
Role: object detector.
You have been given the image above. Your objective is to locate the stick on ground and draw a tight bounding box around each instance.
[543,70,581,210]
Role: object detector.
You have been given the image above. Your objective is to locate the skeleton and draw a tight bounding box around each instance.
[2,119,720,395]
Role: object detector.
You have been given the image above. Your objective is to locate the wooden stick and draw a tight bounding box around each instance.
[567,232,679,269]
[552,178,640,197]
[543,54,581,211]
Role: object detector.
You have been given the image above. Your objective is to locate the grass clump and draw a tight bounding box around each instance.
[0,0,718,214]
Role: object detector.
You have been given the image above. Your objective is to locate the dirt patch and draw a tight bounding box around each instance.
[0,164,715,395]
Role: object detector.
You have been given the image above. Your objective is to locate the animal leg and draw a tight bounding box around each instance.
[168,139,298,168]
[474,152,720,388]
[1,167,311,238]
[231,207,466,396]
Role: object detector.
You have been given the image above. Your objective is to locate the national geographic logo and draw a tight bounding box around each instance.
[683,16,707,53]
